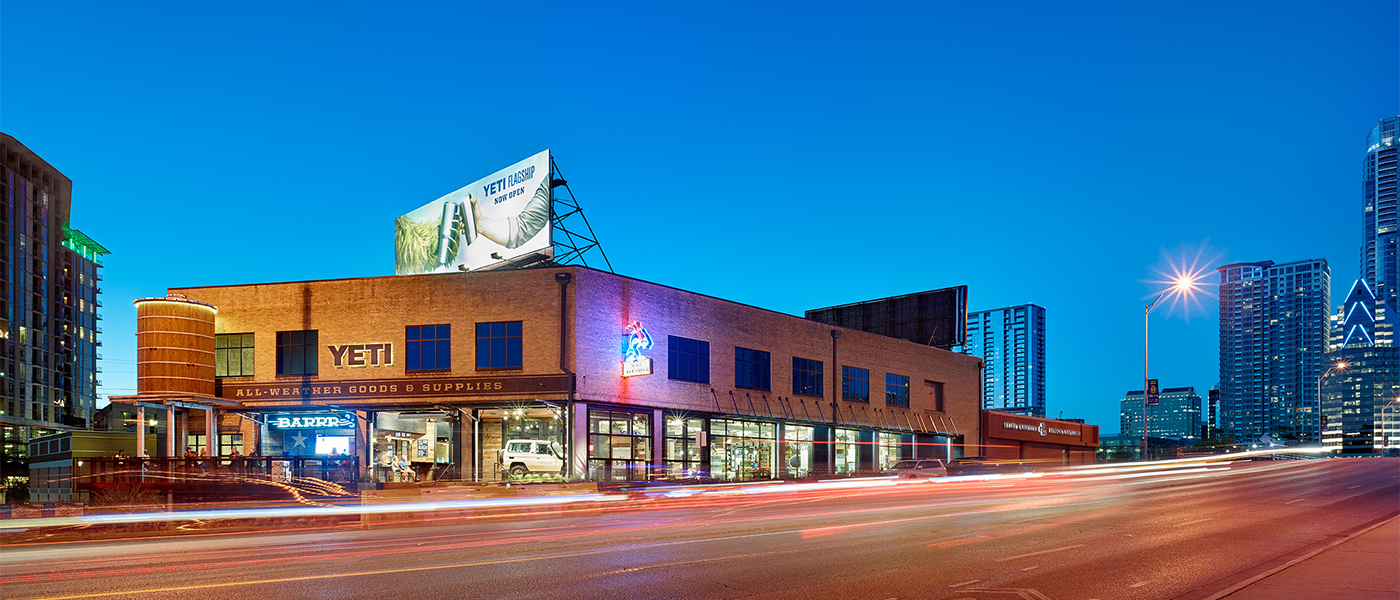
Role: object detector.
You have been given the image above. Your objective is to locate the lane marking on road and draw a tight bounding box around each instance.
[1347,485,1361,489]
[1284,498,1306,504]
[598,551,773,576]
[1128,580,1151,588]
[1020,565,1040,572]
[1179,518,1212,526]
[949,579,982,588]
[994,544,1084,562]
[964,588,1052,599]
[18,526,808,599]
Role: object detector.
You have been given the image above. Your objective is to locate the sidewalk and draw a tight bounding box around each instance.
[1214,516,1400,600]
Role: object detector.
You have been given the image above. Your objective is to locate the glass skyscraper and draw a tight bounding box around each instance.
[1216,259,1331,444]
[963,304,1045,417]
[1315,117,1400,454]
[1121,386,1201,441]
[0,133,108,495]
[1362,117,1398,346]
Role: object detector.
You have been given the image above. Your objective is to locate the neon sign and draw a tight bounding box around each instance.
[270,413,355,429]
[622,321,654,377]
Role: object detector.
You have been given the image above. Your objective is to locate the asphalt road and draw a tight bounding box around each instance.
[2,457,1397,600]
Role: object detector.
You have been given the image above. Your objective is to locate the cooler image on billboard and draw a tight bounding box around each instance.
[395,150,553,274]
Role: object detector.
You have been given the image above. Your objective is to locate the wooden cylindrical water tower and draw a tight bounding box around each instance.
[134,294,217,395]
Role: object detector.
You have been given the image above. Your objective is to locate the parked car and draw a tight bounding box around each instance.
[946,457,1037,476]
[890,459,948,479]
[498,439,565,476]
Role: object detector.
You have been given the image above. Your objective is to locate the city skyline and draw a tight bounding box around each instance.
[2,2,1396,434]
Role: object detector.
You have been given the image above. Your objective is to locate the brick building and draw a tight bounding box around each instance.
[114,266,982,483]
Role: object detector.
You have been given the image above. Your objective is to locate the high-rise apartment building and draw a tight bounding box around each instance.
[1361,117,1398,347]
[1314,117,1400,454]
[1217,259,1331,443]
[1121,386,1201,441]
[963,304,1046,417]
[0,133,107,492]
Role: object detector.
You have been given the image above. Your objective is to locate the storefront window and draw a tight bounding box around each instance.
[834,428,860,474]
[710,419,776,481]
[664,414,705,478]
[783,425,813,477]
[588,409,651,481]
[219,433,244,457]
[877,432,902,470]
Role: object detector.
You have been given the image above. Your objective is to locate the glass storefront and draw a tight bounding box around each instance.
[710,419,776,481]
[834,428,860,474]
[783,425,814,478]
[481,407,565,481]
[877,432,902,470]
[664,414,706,478]
[371,412,449,483]
[588,409,651,481]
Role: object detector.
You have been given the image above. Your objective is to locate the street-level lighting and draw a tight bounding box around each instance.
[1317,361,1348,452]
[1143,274,1203,460]
[1381,397,1400,452]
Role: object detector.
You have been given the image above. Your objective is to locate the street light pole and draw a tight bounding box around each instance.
[1316,361,1347,453]
[1141,273,1201,462]
[1379,397,1399,452]
[1143,293,1171,461]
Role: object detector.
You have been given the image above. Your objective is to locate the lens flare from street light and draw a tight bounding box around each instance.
[1148,243,1218,319]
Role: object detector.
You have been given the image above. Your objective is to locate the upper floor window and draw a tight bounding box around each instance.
[476,321,522,369]
[792,357,823,396]
[215,333,254,378]
[668,336,710,383]
[276,330,318,376]
[406,325,451,371]
[886,373,910,407]
[734,347,771,390]
[842,366,869,403]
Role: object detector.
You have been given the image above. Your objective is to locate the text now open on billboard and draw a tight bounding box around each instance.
[394,150,553,275]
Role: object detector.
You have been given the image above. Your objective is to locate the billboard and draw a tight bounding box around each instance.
[395,150,553,274]
[804,286,968,349]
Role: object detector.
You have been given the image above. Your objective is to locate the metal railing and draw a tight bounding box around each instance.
[76,457,361,499]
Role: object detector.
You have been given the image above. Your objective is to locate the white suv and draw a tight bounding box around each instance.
[499,439,565,476]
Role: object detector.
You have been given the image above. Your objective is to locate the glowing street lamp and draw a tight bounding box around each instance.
[1316,361,1347,452]
[1379,397,1400,452]
[1143,273,1203,460]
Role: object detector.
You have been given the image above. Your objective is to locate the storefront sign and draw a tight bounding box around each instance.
[219,373,574,404]
[329,343,394,368]
[984,412,1098,447]
[621,321,654,377]
[623,358,653,377]
[269,412,355,429]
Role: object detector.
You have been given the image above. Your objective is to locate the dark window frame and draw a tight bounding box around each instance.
[276,330,318,376]
[215,333,255,378]
[734,346,771,391]
[792,356,824,397]
[667,335,710,384]
[475,321,523,370]
[406,324,452,372]
[842,365,870,403]
[886,373,910,407]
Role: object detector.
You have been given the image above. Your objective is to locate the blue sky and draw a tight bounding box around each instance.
[4,1,1396,433]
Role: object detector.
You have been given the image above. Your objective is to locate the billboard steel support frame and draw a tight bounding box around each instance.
[548,158,614,272]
